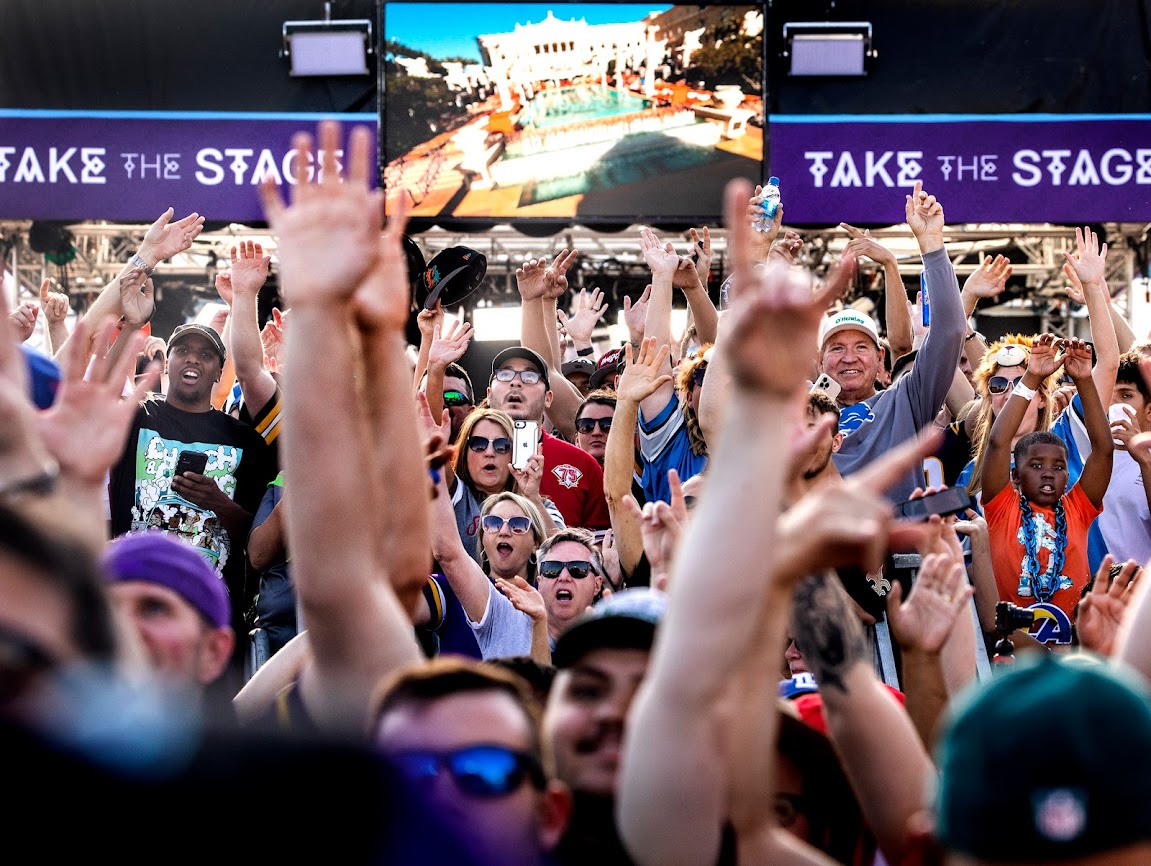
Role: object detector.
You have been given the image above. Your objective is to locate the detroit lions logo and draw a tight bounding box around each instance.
[838,402,874,437]
[552,464,583,489]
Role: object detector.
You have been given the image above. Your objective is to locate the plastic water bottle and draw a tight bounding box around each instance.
[753,177,781,232]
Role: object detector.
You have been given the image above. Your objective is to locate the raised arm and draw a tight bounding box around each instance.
[1064,226,1119,407]
[1063,337,1113,506]
[220,240,277,417]
[423,316,474,424]
[671,227,719,348]
[428,472,499,624]
[841,223,912,359]
[618,180,846,865]
[637,229,679,421]
[38,279,71,356]
[960,254,1012,369]
[259,120,420,730]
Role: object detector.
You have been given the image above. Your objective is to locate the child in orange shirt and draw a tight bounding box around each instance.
[982,334,1113,646]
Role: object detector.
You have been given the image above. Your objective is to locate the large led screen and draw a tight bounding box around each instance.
[382,3,765,226]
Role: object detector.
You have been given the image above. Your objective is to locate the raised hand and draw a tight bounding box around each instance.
[39,280,70,325]
[622,284,651,344]
[223,240,271,301]
[671,226,711,290]
[258,120,383,307]
[37,317,157,487]
[600,528,624,591]
[415,390,451,443]
[886,551,973,654]
[1027,333,1062,380]
[639,228,680,278]
[1063,225,1108,288]
[8,302,38,343]
[904,181,945,252]
[621,468,689,582]
[515,250,577,302]
[744,184,783,257]
[1077,554,1140,656]
[416,302,445,341]
[138,207,206,267]
[557,287,606,345]
[118,267,155,327]
[510,444,545,499]
[206,306,229,337]
[615,337,672,404]
[1060,336,1094,382]
[496,576,548,623]
[261,308,285,368]
[841,223,896,265]
[353,193,414,333]
[962,254,1012,302]
[0,295,53,477]
[427,317,474,369]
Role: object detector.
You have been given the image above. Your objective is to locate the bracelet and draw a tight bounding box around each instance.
[1012,381,1038,402]
[576,346,594,357]
[129,254,155,277]
[0,461,60,501]
[964,331,985,343]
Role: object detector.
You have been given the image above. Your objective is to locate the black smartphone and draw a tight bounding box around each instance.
[174,450,208,477]
[893,487,972,521]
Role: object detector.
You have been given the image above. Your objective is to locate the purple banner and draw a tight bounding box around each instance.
[769,114,1151,224]
[0,110,376,223]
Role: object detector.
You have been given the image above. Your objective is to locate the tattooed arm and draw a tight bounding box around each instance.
[793,572,935,865]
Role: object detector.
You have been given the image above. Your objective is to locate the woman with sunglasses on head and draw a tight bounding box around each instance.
[430,463,553,663]
[447,408,563,564]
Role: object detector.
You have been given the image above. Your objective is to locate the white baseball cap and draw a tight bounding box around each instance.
[819,309,880,348]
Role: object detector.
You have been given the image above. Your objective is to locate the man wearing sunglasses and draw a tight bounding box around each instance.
[489,347,610,532]
[441,362,475,444]
[536,529,604,648]
[374,658,571,865]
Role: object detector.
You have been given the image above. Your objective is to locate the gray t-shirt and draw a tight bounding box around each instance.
[469,581,534,660]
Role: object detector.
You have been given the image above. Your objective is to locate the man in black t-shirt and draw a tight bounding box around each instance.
[108,323,274,634]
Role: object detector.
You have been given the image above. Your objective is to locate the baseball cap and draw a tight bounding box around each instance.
[561,357,595,380]
[936,654,1151,861]
[491,346,550,390]
[102,532,231,629]
[552,588,667,669]
[588,347,625,391]
[417,246,487,311]
[168,323,227,364]
[818,310,880,349]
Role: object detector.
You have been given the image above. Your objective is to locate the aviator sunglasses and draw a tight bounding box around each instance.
[482,515,533,534]
[389,745,545,798]
[539,559,598,580]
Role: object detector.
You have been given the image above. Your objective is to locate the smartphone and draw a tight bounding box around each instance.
[810,373,842,402]
[512,420,539,471]
[174,450,208,477]
[893,486,971,521]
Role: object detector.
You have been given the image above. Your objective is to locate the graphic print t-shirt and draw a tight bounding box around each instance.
[109,399,274,572]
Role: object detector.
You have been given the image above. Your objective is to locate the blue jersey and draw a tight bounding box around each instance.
[638,393,708,504]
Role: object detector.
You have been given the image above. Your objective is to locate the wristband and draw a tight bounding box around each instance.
[130,254,155,277]
[964,331,985,343]
[576,346,594,357]
[1012,381,1038,402]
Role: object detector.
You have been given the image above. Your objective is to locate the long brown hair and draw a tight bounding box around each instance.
[966,334,1058,495]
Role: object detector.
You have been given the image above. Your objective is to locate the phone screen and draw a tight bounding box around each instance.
[894,487,971,520]
[174,450,208,477]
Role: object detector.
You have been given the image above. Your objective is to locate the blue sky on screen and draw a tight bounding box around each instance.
[384,3,673,62]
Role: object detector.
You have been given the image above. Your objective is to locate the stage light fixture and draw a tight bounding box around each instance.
[282,3,372,77]
[782,22,875,77]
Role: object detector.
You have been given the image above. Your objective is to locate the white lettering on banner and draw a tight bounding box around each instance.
[896,151,922,186]
[938,154,999,182]
[49,148,77,183]
[196,149,226,185]
[1101,148,1133,184]
[1137,149,1151,184]
[1068,149,1101,185]
[81,148,105,184]
[865,150,894,186]
[225,148,253,184]
[251,149,283,185]
[981,154,998,180]
[831,151,862,187]
[804,151,833,187]
[122,153,137,178]
[938,155,954,181]
[14,148,45,183]
[1012,150,1042,187]
[1041,149,1072,185]
[0,147,13,181]
[164,153,180,180]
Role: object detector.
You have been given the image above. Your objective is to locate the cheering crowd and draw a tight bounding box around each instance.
[6,118,1151,864]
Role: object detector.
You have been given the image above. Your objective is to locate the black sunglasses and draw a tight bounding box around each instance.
[482,515,533,534]
[987,374,1024,395]
[468,436,512,454]
[576,416,612,434]
[539,559,598,580]
[389,745,545,798]
[443,389,471,408]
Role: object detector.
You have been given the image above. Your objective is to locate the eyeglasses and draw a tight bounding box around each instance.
[987,374,1024,395]
[467,436,512,454]
[443,390,471,408]
[482,515,533,534]
[539,559,598,580]
[389,745,545,798]
[576,416,613,434]
[493,368,543,386]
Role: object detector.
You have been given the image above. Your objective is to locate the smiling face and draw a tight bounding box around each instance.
[481,499,538,580]
[538,540,602,636]
[1012,441,1069,507]
[543,647,648,796]
[166,333,223,411]
[819,329,882,405]
[467,419,513,496]
[488,358,552,423]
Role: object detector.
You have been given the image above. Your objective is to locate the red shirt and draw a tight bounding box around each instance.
[539,432,610,530]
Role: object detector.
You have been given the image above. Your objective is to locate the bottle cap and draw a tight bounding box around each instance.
[768,176,780,186]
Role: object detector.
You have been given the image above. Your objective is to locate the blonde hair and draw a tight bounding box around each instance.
[478,491,547,581]
[676,344,712,458]
[452,408,516,495]
[966,333,1059,496]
